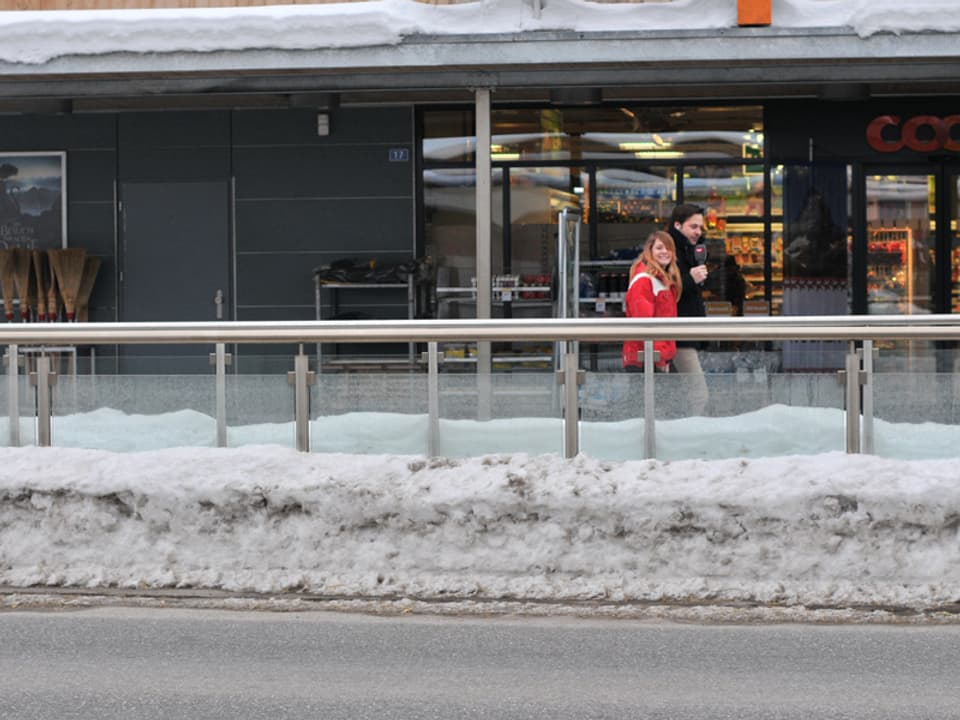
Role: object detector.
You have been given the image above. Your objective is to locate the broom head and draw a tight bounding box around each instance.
[46,252,59,321]
[48,248,87,321]
[31,250,48,321]
[76,256,101,323]
[10,247,34,321]
[0,248,15,321]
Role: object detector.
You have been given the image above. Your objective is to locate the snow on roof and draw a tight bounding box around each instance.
[0,0,958,66]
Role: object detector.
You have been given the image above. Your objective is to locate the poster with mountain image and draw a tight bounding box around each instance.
[0,152,65,250]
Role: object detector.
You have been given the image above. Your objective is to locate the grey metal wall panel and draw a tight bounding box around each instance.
[233,107,414,146]
[236,252,317,307]
[66,149,116,203]
[118,146,231,181]
[234,144,414,198]
[66,202,114,255]
[235,197,412,253]
[0,113,115,150]
[232,105,416,339]
[118,111,230,149]
[237,252,413,310]
[117,111,231,181]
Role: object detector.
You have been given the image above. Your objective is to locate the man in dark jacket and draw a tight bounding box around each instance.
[667,203,709,415]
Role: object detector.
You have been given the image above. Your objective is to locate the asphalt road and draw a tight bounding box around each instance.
[1,607,959,719]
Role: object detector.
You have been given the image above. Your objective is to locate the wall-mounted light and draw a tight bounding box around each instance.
[317,113,330,137]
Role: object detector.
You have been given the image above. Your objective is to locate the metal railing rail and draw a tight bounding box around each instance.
[3,315,959,457]
[0,315,959,346]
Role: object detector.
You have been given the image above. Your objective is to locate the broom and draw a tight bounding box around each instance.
[11,247,34,322]
[46,251,60,322]
[31,250,48,322]
[0,248,15,321]
[48,248,87,321]
[76,256,101,323]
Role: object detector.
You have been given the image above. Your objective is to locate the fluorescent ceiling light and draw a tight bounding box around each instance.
[634,151,684,159]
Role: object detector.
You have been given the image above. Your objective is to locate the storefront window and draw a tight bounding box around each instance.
[953,175,960,313]
[421,104,769,326]
[422,109,475,163]
[425,168,478,313]
[683,165,770,315]
[422,106,764,163]
[779,165,852,369]
[500,166,580,276]
[865,173,936,315]
[589,166,676,261]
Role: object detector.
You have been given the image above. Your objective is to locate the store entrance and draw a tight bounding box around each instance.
[863,169,936,315]
[949,170,960,313]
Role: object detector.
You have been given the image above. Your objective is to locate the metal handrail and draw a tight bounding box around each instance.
[0,315,959,345]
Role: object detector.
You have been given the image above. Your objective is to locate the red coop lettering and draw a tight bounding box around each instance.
[867,114,960,153]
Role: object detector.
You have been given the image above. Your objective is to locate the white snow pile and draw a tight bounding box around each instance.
[0,0,958,66]
[1,445,958,612]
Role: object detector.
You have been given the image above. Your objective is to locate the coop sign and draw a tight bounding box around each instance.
[866,114,960,153]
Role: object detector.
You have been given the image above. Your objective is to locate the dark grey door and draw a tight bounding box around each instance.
[119,181,230,372]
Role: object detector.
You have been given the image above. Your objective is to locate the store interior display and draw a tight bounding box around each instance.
[952,243,960,313]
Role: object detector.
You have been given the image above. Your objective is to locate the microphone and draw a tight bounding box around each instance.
[693,243,707,285]
[693,243,707,266]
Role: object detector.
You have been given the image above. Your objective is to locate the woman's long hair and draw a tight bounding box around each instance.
[629,230,682,300]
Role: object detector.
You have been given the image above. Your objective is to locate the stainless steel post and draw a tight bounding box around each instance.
[294,351,311,453]
[315,275,322,373]
[7,344,19,447]
[861,339,874,454]
[475,87,492,422]
[844,342,861,454]
[36,354,51,448]
[215,342,227,448]
[643,339,656,459]
[563,341,579,458]
[427,341,440,456]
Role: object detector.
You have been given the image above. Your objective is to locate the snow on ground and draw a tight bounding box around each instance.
[1,406,959,614]
[0,0,958,65]
[13,403,955,460]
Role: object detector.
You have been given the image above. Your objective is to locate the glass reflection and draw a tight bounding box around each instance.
[422,106,764,163]
[683,165,775,316]
[866,173,935,315]
[953,175,960,313]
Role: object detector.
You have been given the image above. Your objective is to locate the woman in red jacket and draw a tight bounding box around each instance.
[622,230,682,373]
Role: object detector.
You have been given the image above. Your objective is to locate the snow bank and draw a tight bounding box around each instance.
[2,446,958,611]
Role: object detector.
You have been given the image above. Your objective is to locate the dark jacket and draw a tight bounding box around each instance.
[669,225,706,348]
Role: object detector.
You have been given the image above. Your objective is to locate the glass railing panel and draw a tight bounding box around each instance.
[227,372,296,450]
[50,374,217,451]
[438,371,561,457]
[580,345,846,460]
[869,347,960,460]
[579,369,647,461]
[0,370,36,447]
[312,371,429,455]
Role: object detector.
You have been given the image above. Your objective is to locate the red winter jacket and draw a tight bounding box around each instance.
[621,265,678,371]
